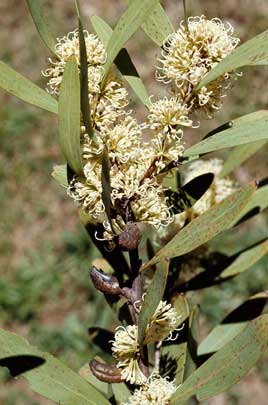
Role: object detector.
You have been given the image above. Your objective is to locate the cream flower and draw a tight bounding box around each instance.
[111,325,146,385]
[145,300,180,343]
[102,116,142,163]
[131,181,173,228]
[67,161,104,221]
[147,97,193,134]
[43,29,106,95]
[145,97,193,169]
[151,131,184,170]
[156,16,240,116]
[102,76,129,110]
[122,374,177,405]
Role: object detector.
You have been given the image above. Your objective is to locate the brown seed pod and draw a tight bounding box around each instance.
[90,266,121,295]
[118,222,141,251]
[89,359,123,383]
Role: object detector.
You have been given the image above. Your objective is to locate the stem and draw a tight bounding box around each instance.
[183,0,189,32]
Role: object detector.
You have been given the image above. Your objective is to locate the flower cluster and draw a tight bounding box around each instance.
[144,97,193,170]
[122,374,177,405]
[44,16,240,243]
[144,300,180,343]
[44,30,194,242]
[43,29,106,96]
[111,301,180,385]
[156,15,240,117]
[111,325,146,385]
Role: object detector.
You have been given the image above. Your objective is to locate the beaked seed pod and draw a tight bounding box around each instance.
[89,359,123,383]
[90,266,121,295]
[118,222,141,251]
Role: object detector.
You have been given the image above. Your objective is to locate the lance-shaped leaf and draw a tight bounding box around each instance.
[101,145,113,227]
[142,183,255,269]
[79,362,109,398]
[138,260,169,344]
[26,0,56,55]
[178,239,268,291]
[198,28,268,89]
[76,3,94,138]
[172,315,268,404]
[58,57,83,174]
[0,329,111,405]
[112,383,131,403]
[220,140,268,177]
[91,15,150,107]
[128,0,174,46]
[235,184,268,223]
[183,306,199,382]
[165,173,214,214]
[220,239,268,279]
[102,0,160,78]
[51,164,68,187]
[198,292,268,356]
[184,110,268,157]
[0,61,58,114]
[202,121,234,140]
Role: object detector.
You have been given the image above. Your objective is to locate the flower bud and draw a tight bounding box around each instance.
[90,266,121,295]
[89,359,123,383]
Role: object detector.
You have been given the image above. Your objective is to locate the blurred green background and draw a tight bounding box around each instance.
[0,0,268,403]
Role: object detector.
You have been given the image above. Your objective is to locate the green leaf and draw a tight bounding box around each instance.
[26,0,56,54]
[128,0,174,46]
[172,315,268,403]
[198,29,268,89]
[198,292,268,356]
[219,239,268,279]
[91,15,150,107]
[220,140,268,177]
[138,260,169,344]
[184,110,268,157]
[0,329,111,405]
[183,306,199,381]
[79,362,109,398]
[237,185,268,220]
[0,61,58,114]
[112,382,131,403]
[51,164,68,187]
[90,16,111,45]
[77,4,94,138]
[58,57,83,174]
[142,183,255,269]
[102,0,160,78]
